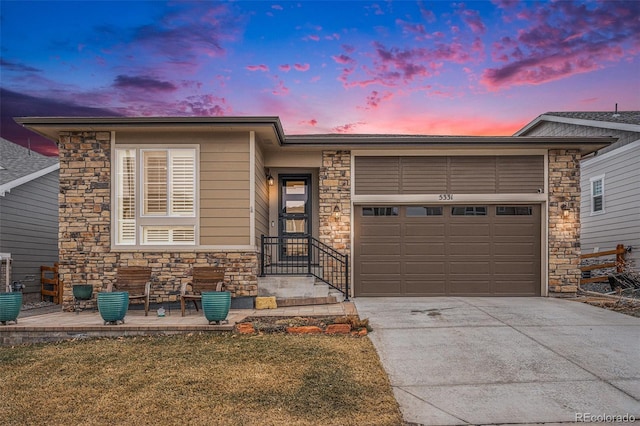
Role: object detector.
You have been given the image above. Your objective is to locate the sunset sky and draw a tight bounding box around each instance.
[1,0,639,155]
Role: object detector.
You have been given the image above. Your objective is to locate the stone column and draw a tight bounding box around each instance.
[319,151,351,255]
[58,131,113,310]
[548,149,581,296]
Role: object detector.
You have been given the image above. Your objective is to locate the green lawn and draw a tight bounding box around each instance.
[0,333,403,425]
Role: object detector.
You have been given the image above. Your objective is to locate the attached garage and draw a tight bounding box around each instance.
[353,155,544,297]
[354,204,541,296]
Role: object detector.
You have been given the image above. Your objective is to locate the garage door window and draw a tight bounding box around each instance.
[362,207,399,216]
[496,206,533,215]
[406,206,443,216]
[451,206,487,216]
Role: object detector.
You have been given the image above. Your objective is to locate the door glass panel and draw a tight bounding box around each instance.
[285,219,307,233]
[285,180,306,195]
[285,200,305,214]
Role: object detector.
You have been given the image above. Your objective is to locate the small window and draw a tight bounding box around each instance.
[406,206,443,216]
[362,207,399,216]
[496,206,533,216]
[590,175,604,214]
[451,206,487,216]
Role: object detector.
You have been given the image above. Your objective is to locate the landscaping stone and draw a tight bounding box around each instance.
[325,323,351,334]
[255,296,277,310]
[236,323,255,334]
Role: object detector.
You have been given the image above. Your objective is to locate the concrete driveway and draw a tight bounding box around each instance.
[354,297,640,425]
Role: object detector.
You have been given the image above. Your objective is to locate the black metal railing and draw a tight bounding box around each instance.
[260,235,349,300]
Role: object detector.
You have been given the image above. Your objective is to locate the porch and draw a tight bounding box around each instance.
[1,302,357,346]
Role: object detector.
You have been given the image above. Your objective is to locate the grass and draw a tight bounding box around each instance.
[0,333,403,426]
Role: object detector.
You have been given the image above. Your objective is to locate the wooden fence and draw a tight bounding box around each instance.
[41,263,61,304]
[579,244,626,285]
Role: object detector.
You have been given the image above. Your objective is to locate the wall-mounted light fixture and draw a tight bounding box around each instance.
[333,205,340,218]
[560,203,570,217]
[266,170,274,186]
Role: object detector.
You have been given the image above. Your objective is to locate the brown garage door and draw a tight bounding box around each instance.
[354,205,541,296]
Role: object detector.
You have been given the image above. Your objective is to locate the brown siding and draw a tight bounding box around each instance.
[200,136,250,245]
[355,155,544,194]
[255,143,269,247]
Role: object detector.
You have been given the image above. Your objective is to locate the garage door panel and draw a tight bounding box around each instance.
[449,242,491,256]
[494,242,536,256]
[494,223,537,237]
[403,242,445,255]
[360,243,401,256]
[359,280,402,295]
[494,261,537,274]
[359,261,401,275]
[404,261,446,274]
[493,280,538,295]
[405,280,446,294]
[448,280,491,294]
[404,223,445,236]
[450,224,490,237]
[360,224,401,237]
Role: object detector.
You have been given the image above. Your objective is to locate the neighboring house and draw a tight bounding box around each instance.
[16,116,613,310]
[516,111,640,270]
[0,137,59,300]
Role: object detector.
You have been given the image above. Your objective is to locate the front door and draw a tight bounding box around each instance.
[279,175,311,259]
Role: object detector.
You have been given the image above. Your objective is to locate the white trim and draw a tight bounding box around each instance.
[515,114,640,135]
[353,193,547,204]
[582,139,640,167]
[0,163,59,196]
[250,131,256,246]
[590,174,605,215]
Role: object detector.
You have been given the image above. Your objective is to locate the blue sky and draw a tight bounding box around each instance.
[1,0,639,155]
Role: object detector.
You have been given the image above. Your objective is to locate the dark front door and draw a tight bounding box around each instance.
[279,175,311,259]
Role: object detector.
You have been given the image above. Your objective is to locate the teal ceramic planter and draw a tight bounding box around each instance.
[0,292,22,325]
[97,291,129,325]
[201,291,231,325]
[73,285,93,300]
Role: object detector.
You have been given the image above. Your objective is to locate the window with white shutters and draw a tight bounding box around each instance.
[590,175,605,215]
[115,146,197,246]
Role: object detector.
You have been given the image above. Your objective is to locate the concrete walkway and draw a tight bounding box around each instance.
[354,297,640,425]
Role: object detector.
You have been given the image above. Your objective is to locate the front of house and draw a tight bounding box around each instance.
[16,117,612,309]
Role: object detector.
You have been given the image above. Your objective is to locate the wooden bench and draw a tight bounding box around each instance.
[41,263,60,304]
[181,267,226,317]
[107,266,152,316]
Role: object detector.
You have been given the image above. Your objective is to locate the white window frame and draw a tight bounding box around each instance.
[113,144,199,248]
[590,174,605,215]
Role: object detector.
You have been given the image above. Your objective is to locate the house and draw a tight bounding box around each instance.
[0,137,59,301]
[516,111,640,270]
[15,116,613,310]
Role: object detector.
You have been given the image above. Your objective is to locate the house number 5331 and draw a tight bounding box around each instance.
[439,194,454,201]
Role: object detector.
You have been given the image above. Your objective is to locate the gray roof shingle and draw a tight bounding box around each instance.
[0,138,59,186]
[544,111,640,126]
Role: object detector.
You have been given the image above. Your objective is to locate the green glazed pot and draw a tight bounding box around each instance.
[97,291,129,324]
[201,291,231,324]
[73,285,94,300]
[0,292,22,325]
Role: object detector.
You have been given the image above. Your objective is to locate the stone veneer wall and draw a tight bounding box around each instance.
[58,131,258,311]
[318,151,351,255]
[548,149,582,295]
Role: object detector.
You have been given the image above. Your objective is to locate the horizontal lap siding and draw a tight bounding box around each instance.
[200,137,250,246]
[255,143,269,247]
[355,155,544,194]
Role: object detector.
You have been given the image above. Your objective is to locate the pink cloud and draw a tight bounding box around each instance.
[362,90,394,109]
[299,119,318,127]
[279,64,291,72]
[332,54,354,65]
[271,79,289,96]
[294,63,310,71]
[305,35,320,42]
[332,122,365,133]
[460,8,486,34]
[418,2,436,23]
[482,1,640,90]
[246,64,269,72]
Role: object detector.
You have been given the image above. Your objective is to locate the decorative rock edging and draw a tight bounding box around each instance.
[234,315,369,336]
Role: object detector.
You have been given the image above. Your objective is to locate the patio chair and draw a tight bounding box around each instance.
[181,266,226,317]
[107,266,152,316]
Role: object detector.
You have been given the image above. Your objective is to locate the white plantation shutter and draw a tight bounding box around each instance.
[116,149,136,244]
[142,226,195,244]
[170,150,195,216]
[143,151,168,215]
